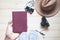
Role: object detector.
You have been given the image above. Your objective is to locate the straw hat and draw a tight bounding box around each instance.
[35,0,60,17]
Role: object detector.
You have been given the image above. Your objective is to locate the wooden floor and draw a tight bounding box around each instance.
[0,0,60,40]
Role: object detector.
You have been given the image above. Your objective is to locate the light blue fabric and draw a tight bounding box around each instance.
[29,32,38,40]
[19,32,38,40]
[19,32,27,40]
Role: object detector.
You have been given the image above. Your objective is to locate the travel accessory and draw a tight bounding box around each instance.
[25,6,34,14]
[35,0,60,17]
[41,16,49,27]
[25,0,34,14]
[12,11,27,33]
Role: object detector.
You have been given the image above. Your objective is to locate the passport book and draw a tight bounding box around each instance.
[12,11,27,33]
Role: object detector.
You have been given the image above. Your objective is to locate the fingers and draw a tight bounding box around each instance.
[8,21,13,26]
[5,21,20,40]
[5,35,12,40]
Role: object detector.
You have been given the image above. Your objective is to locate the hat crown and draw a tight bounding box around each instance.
[40,0,57,12]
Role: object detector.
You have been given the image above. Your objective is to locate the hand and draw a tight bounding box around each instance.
[5,21,20,40]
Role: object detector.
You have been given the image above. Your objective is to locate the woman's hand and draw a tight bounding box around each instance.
[5,21,20,40]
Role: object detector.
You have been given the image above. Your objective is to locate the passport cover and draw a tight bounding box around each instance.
[12,11,27,33]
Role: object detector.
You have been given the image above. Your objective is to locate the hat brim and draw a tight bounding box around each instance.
[35,0,60,17]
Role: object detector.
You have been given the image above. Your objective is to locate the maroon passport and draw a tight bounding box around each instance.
[12,11,27,33]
